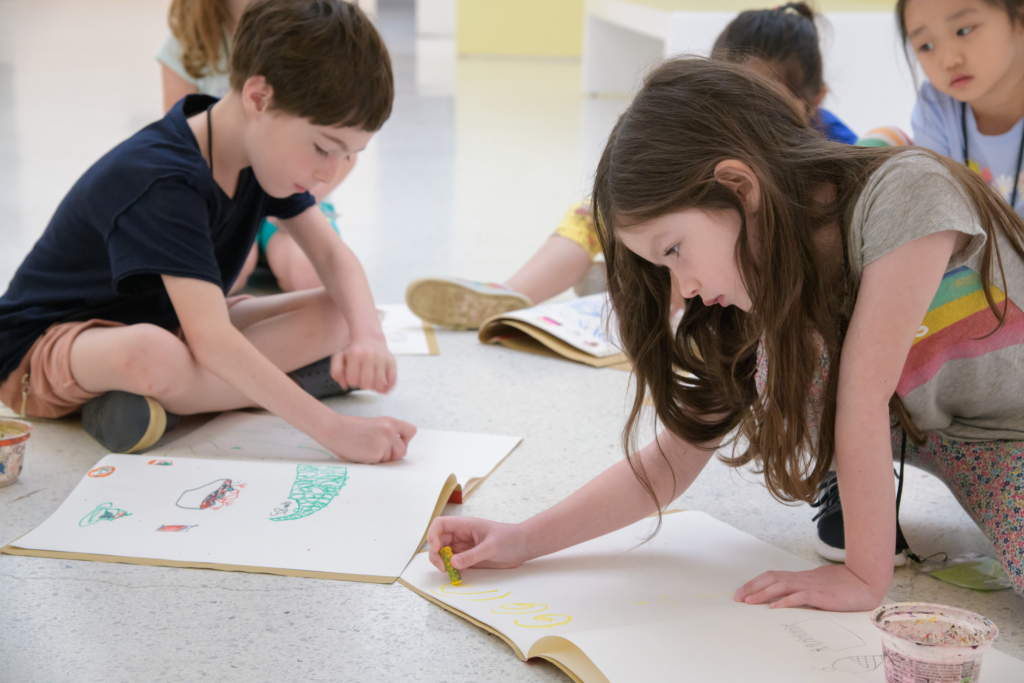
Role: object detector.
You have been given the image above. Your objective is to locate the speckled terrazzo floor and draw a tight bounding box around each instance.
[0,2,1021,681]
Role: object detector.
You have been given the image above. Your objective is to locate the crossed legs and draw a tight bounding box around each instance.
[68,288,347,415]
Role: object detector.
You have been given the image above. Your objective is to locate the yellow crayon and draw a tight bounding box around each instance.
[440,546,462,585]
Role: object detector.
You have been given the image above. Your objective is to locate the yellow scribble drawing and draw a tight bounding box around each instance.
[470,592,511,601]
[492,603,548,615]
[514,614,573,628]
[635,601,647,604]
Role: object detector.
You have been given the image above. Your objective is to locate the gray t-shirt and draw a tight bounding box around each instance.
[847,151,1024,441]
[156,33,231,99]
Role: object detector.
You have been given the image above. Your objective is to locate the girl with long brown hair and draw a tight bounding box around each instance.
[426,57,1024,611]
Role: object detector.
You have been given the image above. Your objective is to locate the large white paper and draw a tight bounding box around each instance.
[379,303,436,355]
[159,411,521,497]
[13,454,454,580]
[400,511,1024,682]
[498,294,621,358]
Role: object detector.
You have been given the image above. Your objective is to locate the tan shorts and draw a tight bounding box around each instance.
[0,298,252,419]
[0,320,124,419]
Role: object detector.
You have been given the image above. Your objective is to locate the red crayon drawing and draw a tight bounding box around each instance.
[176,479,246,511]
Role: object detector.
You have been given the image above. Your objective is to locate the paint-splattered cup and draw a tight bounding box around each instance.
[871,602,998,683]
[0,418,32,487]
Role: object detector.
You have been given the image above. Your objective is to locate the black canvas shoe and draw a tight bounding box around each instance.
[81,391,179,453]
[287,358,358,399]
[810,470,909,566]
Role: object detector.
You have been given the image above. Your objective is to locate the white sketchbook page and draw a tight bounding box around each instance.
[159,411,521,493]
[568,611,1024,682]
[13,454,452,579]
[379,303,435,355]
[498,294,622,358]
[401,511,1024,681]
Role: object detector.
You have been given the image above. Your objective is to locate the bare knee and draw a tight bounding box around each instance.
[312,290,348,345]
[228,244,259,295]
[113,325,195,398]
[267,232,323,292]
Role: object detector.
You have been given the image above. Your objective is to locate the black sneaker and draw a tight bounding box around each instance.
[287,358,358,399]
[810,470,908,566]
[81,391,179,453]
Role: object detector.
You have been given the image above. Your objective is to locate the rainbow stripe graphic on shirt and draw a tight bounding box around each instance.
[897,266,1024,397]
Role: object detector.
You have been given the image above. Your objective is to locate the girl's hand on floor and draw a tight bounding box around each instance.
[733,564,884,612]
[427,517,532,573]
[324,415,416,464]
[332,337,396,394]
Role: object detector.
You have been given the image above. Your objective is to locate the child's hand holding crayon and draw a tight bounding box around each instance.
[427,517,532,574]
[317,414,416,464]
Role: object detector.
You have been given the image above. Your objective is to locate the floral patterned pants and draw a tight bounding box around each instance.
[756,339,1023,593]
[892,429,1024,594]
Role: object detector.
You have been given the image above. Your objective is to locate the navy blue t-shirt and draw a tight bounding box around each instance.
[0,94,315,383]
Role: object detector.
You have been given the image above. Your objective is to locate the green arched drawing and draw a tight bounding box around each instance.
[269,464,349,522]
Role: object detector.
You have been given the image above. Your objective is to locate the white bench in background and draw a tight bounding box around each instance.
[582,0,918,134]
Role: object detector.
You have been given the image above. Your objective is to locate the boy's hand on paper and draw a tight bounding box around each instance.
[426,517,531,572]
[332,336,396,394]
[733,564,883,612]
[323,415,416,464]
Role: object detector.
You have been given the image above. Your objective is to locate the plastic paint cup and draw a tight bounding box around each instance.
[871,602,998,683]
[0,419,33,488]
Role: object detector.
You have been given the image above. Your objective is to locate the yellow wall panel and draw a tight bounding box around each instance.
[457,0,584,57]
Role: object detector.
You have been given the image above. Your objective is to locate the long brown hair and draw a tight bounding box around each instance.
[168,0,232,80]
[593,58,1024,513]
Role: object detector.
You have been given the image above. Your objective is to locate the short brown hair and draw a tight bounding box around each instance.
[231,0,393,131]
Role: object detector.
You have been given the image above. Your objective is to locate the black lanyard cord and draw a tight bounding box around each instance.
[962,101,1024,208]
[895,429,923,564]
[206,101,215,177]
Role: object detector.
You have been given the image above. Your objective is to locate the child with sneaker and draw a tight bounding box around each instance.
[905,0,1024,219]
[406,3,858,330]
[0,0,415,463]
[158,0,352,294]
[427,57,1024,609]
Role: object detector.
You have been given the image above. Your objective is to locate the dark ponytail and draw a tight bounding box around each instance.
[711,2,824,107]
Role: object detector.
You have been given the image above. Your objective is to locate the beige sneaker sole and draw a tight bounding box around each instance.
[406,279,532,330]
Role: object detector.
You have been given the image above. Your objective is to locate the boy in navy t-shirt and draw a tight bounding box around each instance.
[0,0,415,463]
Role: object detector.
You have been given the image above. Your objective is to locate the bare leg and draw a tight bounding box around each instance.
[68,288,347,415]
[228,243,259,295]
[504,235,593,304]
[265,228,324,292]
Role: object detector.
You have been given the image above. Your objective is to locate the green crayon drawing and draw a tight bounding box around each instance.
[269,464,349,522]
[80,502,131,527]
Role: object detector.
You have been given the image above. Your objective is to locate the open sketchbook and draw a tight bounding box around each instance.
[3,453,455,583]
[379,303,439,355]
[478,294,629,370]
[400,511,1024,682]
[156,411,521,503]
